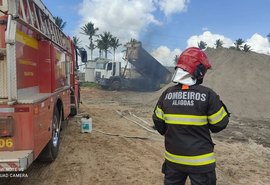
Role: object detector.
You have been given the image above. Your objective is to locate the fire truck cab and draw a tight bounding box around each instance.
[0,0,82,171]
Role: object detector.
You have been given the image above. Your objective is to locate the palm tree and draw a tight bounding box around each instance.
[72,36,83,58]
[72,36,81,69]
[215,39,223,49]
[54,16,66,30]
[96,40,105,57]
[174,55,179,65]
[110,37,121,61]
[234,38,245,50]
[267,33,270,42]
[73,36,81,49]
[243,44,251,52]
[96,32,113,58]
[80,22,99,60]
[197,41,207,50]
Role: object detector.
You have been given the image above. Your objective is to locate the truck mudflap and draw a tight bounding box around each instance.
[0,150,33,172]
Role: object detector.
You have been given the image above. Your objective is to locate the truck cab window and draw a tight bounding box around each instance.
[107,63,112,71]
[80,49,88,63]
[96,63,106,69]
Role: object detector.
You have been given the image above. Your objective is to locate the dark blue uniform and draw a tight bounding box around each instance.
[153,83,230,185]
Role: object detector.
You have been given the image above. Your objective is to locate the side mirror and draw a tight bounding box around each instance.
[80,49,87,63]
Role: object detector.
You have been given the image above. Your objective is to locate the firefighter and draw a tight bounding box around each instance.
[152,47,230,185]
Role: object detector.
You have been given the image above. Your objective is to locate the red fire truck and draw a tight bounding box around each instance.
[0,0,83,171]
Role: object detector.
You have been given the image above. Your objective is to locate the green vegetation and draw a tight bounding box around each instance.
[234,38,245,50]
[243,44,251,52]
[54,16,66,30]
[201,38,252,53]
[110,37,121,61]
[197,41,207,50]
[215,39,223,48]
[78,22,122,60]
[80,82,98,88]
[72,36,81,49]
[96,32,113,58]
[80,22,99,60]
[174,55,179,65]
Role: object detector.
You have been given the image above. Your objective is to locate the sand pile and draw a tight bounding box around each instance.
[204,48,270,120]
[147,48,270,120]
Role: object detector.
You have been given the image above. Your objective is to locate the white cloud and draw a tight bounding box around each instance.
[246,33,270,55]
[74,0,165,59]
[74,0,190,55]
[158,0,190,17]
[187,31,234,48]
[151,46,181,66]
[187,31,270,55]
[77,0,159,43]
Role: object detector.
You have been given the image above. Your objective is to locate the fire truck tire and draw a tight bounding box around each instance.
[38,108,61,162]
[111,80,121,91]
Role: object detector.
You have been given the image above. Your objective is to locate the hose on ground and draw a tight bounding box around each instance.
[116,110,158,134]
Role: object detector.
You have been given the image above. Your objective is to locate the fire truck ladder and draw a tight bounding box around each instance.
[15,0,69,50]
[0,0,71,102]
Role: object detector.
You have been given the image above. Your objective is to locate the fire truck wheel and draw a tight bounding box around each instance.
[111,80,121,91]
[38,108,61,162]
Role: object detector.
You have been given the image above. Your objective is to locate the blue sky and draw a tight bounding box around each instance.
[42,0,270,66]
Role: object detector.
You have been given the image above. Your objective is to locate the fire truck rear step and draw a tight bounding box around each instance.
[0,150,33,171]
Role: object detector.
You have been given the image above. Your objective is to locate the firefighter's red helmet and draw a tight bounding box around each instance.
[176,47,211,78]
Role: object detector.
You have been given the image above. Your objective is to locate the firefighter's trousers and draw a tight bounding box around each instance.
[162,162,216,185]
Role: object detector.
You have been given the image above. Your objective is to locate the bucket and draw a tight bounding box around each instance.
[81,115,92,133]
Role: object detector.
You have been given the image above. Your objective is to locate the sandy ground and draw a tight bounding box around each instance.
[1,86,270,185]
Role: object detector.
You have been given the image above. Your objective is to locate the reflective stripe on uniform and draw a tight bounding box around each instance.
[164,114,207,126]
[165,150,216,166]
[155,106,208,126]
[155,106,165,120]
[208,106,227,125]
[155,105,227,126]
